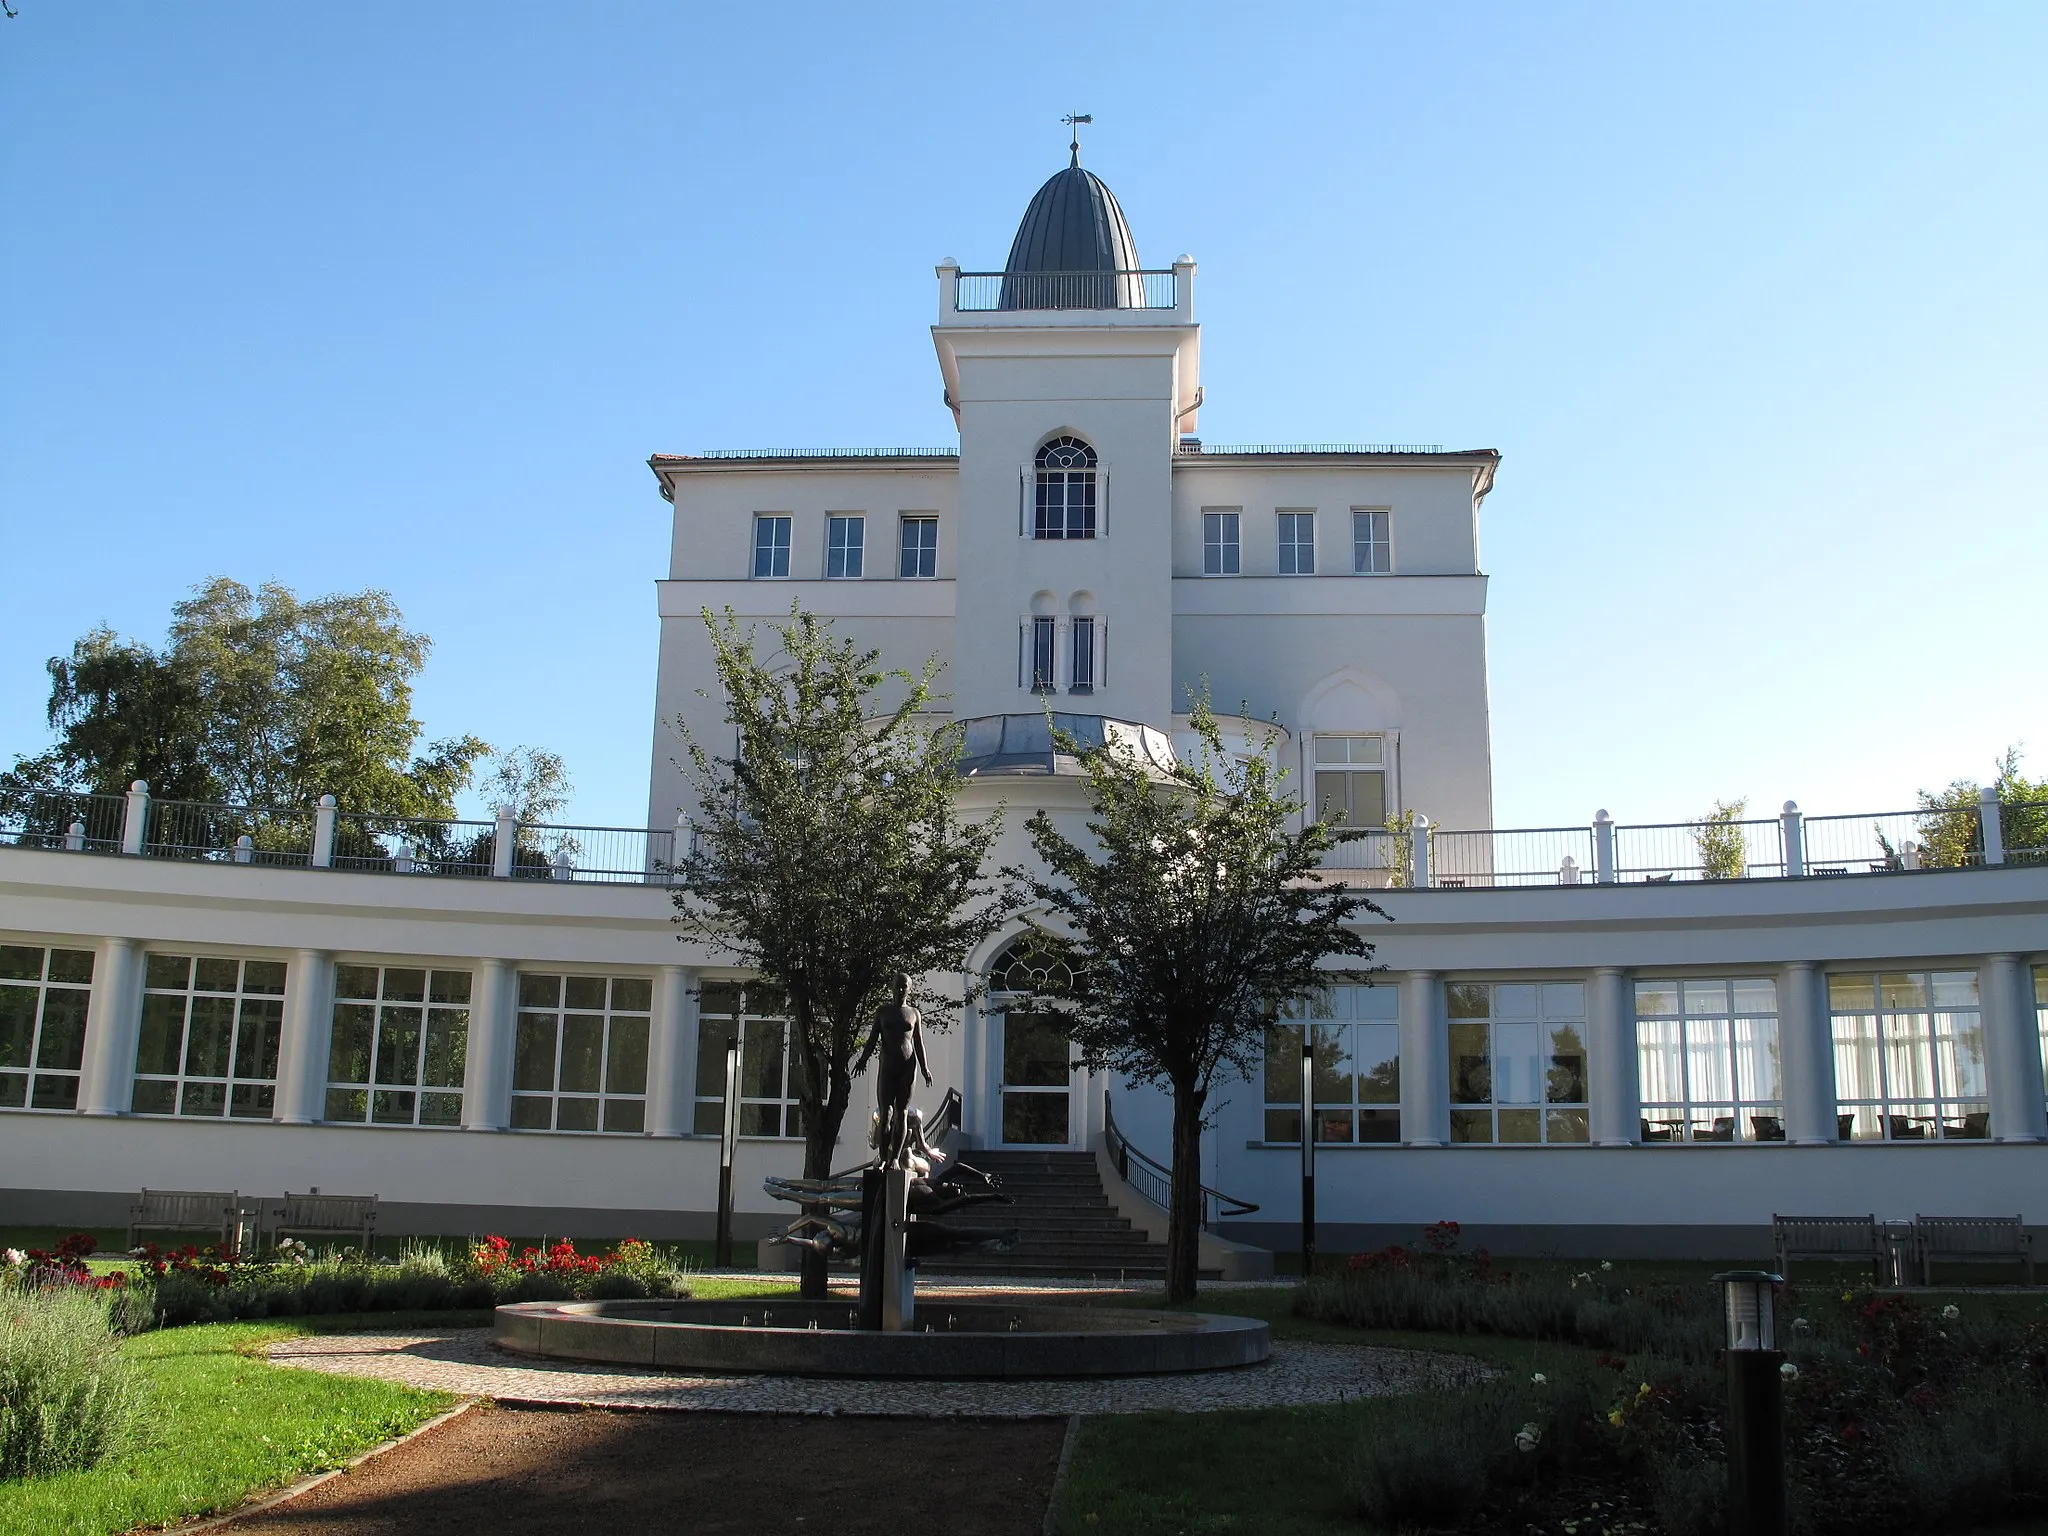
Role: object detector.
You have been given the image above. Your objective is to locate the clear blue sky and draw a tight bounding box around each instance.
[4,3,2043,830]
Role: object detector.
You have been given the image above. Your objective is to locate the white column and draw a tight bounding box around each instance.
[1980,785,2005,865]
[462,958,518,1131]
[1587,966,1636,1146]
[1410,814,1432,889]
[311,794,337,868]
[272,949,335,1124]
[121,781,149,856]
[1779,961,1835,1144]
[1781,801,1805,878]
[644,965,697,1137]
[75,937,145,1116]
[492,813,517,879]
[1399,970,1447,1145]
[1593,810,1615,884]
[1982,955,2047,1142]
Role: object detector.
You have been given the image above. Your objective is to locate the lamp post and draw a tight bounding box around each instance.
[1299,1028,1316,1277]
[1714,1269,1787,1536]
[714,1039,740,1268]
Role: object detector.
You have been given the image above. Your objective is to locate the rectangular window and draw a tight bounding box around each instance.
[0,944,94,1112]
[752,515,792,578]
[1202,511,1240,576]
[1278,511,1316,575]
[1069,617,1096,694]
[1352,509,1391,574]
[1262,984,1400,1144]
[1635,978,1782,1143]
[899,516,938,578]
[1030,616,1057,693]
[133,954,287,1119]
[1312,735,1387,829]
[511,974,652,1134]
[694,981,802,1138]
[1830,971,1987,1141]
[325,964,471,1127]
[1448,981,1589,1144]
[2037,966,2046,1116]
[825,515,865,579]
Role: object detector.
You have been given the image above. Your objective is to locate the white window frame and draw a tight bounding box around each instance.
[1202,510,1241,576]
[825,515,865,579]
[1634,977,1783,1144]
[0,943,94,1113]
[752,515,792,579]
[695,981,803,1139]
[1310,734,1389,830]
[325,963,472,1127]
[1277,510,1317,575]
[1447,981,1589,1144]
[1033,438,1098,540]
[511,973,654,1134]
[1069,615,1096,695]
[1351,508,1392,574]
[133,953,288,1120]
[1829,970,1987,1142]
[1263,984,1400,1145]
[898,514,938,579]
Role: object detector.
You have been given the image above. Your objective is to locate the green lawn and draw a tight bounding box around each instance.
[0,1320,455,1536]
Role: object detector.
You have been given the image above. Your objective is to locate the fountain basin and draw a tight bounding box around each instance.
[494,1298,1269,1378]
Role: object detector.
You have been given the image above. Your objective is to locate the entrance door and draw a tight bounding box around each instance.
[997,1010,1074,1146]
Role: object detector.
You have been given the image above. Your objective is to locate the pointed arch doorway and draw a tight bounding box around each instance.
[985,936,1082,1149]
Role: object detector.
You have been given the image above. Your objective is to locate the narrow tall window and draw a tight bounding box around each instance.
[1278,511,1316,575]
[1448,982,1589,1144]
[752,515,791,578]
[1030,616,1057,693]
[1069,616,1096,694]
[326,965,471,1127]
[1313,735,1387,828]
[0,944,93,1112]
[2036,965,2047,1118]
[1202,511,1240,575]
[1635,978,1783,1143]
[695,982,802,1138]
[825,515,865,579]
[1034,437,1097,539]
[1352,510,1391,574]
[899,515,938,578]
[133,955,286,1119]
[1829,971,1986,1140]
[511,973,652,1134]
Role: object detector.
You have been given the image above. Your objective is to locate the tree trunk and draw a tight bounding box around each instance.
[1166,1082,1207,1305]
[799,1113,837,1299]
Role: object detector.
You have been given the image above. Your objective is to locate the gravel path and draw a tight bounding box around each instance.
[269,1328,1477,1417]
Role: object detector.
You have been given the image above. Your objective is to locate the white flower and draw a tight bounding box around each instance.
[1531,1372,1548,1386]
[2,1249,24,1266]
[1577,1271,1593,1283]
[1514,1423,1542,1453]
[1600,1260,1613,1271]
[1941,1304,1960,1322]
[1779,1361,1799,1380]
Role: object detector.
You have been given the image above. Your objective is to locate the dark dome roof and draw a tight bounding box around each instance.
[1003,164,1141,276]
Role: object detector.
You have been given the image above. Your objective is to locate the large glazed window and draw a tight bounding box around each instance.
[1448,981,1589,1144]
[134,955,286,1119]
[1830,971,1986,1141]
[513,974,651,1134]
[1034,438,1097,539]
[1312,735,1387,828]
[694,981,802,1138]
[1635,978,1782,1142]
[0,944,93,1112]
[326,965,471,1126]
[1263,984,1399,1144]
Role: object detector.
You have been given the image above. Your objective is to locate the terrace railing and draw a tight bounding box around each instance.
[953,268,1177,312]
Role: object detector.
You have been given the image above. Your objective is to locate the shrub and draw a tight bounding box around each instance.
[587,1271,650,1301]
[1354,1384,1519,1527]
[1645,1451,1725,1536]
[152,1273,233,1328]
[499,1271,574,1303]
[0,1288,143,1478]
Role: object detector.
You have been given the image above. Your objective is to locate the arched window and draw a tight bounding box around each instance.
[989,935,1083,996]
[1034,437,1097,540]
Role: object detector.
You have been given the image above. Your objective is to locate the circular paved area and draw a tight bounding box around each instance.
[269,1327,1479,1417]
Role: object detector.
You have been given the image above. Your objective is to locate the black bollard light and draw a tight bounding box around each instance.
[714,1039,740,1269]
[1714,1269,1787,1536]
[1299,1032,1316,1277]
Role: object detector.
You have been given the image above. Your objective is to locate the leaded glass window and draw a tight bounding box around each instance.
[694,981,801,1138]
[325,965,471,1127]
[1263,984,1399,1144]
[1034,437,1097,539]
[513,974,652,1134]
[1448,981,1589,1144]
[134,954,286,1119]
[0,944,93,1112]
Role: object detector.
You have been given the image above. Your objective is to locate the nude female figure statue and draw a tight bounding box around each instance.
[853,972,931,1167]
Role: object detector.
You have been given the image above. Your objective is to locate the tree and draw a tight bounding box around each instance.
[668,606,1019,1300]
[1,578,491,829]
[1010,698,1384,1303]
[1894,748,2048,868]
[1692,799,1749,880]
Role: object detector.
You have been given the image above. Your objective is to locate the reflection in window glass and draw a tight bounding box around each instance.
[0,944,94,1113]
[510,974,651,1134]
[1635,978,1782,1143]
[325,965,471,1127]
[899,516,938,578]
[694,982,801,1139]
[1829,970,1986,1141]
[1277,511,1316,575]
[1447,981,1588,1144]
[1261,985,1399,1144]
[133,955,286,1119]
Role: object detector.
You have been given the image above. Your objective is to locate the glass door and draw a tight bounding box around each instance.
[998,1010,1074,1146]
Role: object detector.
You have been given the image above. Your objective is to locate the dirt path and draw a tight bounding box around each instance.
[218,1401,1068,1536]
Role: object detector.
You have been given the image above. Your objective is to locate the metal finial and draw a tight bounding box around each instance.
[1061,113,1092,166]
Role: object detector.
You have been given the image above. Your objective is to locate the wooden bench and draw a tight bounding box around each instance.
[1773,1214,1884,1284]
[268,1191,379,1252]
[128,1189,247,1253]
[1915,1215,2035,1286]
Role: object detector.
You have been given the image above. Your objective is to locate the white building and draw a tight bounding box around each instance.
[3,156,2045,1261]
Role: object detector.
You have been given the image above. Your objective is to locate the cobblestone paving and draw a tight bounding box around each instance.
[269,1329,1478,1417]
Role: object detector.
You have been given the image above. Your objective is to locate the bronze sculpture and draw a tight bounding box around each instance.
[854,971,932,1167]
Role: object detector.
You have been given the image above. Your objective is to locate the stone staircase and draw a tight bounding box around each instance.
[920,1147,1174,1282]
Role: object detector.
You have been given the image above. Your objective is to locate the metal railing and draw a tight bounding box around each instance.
[1801,807,1981,875]
[0,791,126,854]
[1430,825,1598,888]
[330,814,499,877]
[143,801,317,866]
[954,269,1176,311]
[1321,829,1398,874]
[1611,819,1785,883]
[1104,1094,1259,1230]
[1180,442,1447,456]
[676,447,959,461]
[525,824,678,884]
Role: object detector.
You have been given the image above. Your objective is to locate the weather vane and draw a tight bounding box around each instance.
[1062,113,1092,166]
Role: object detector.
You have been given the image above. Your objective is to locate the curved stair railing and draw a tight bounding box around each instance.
[1104,1093,1259,1230]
